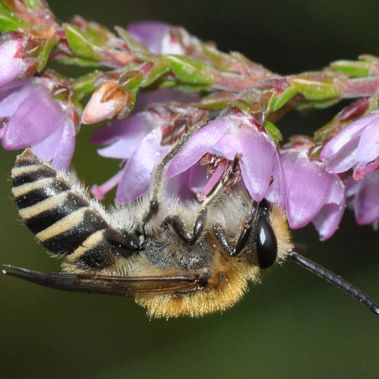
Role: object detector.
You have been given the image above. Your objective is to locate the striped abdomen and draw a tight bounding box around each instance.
[11,149,139,270]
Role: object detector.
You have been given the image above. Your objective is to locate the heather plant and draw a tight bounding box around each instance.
[0,0,378,240]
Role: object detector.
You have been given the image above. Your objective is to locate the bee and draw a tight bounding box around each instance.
[3,137,379,318]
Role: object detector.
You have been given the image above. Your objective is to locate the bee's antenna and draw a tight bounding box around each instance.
[288,251,379,316]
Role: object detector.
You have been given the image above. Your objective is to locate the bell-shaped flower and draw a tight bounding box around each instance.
[0,80,76,170]
[91,101,206,203]
[128,21,185,54]
[320,109,379,180]
[281,140,345,240]
[167,108,284,203]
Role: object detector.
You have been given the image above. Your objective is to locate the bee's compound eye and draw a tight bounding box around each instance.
[256,216,277,269]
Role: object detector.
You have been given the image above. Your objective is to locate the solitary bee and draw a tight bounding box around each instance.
[3,129,379,318]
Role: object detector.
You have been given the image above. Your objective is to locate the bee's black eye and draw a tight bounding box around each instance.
[256,216,277,269]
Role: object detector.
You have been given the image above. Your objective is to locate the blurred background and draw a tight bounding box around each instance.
[1,0,379,378]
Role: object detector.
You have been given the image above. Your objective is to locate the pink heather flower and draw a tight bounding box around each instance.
[347,172,379,226]
[0,33,36,87]
[320,109,379,180]
[0,80,76,170]
[167,108,285,203]
[91,100,206,203]
[128,21,185,54]
[281,142,345,240]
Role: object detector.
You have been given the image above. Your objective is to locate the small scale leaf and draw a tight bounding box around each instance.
[115,26,151,55]
[72,71,103,98]
[63,23,101,61]
[36,37,58,72]
[55,55,102,67]
[165,55,214,85]
[290,74,340,101]
[119,70,144,91]
[141,59,169,87]
[270,86,298,112]
[264,121,283,144]
[330,60,371,78]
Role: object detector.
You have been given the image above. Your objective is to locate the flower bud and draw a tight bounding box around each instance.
[81,82,130,124]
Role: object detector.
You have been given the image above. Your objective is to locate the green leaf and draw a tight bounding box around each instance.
[165,55,214,85]
[72,71,103,98]
[330,60,371,77]
[290,75,340,101]
[120,71,144,91]
[115,26,151,55]
[36,37,58,72]
[141,60,169,87]
[63,23,101,61]
[84,21,114,46]
[264,121,283,144]
[55,55,102,68]
[0,3,28,31]
[270,86,298,112]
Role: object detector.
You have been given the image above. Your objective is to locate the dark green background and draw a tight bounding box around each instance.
[1,1,378,378]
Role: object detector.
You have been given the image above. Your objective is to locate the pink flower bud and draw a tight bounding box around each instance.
[82,82,130,124]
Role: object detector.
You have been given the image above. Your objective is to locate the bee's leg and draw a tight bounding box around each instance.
[212,202,259,257]
[163,156,240,245]
[143,118,208,224]
[164,209,207,245]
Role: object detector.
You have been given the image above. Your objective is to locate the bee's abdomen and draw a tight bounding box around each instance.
[11,149,135,268]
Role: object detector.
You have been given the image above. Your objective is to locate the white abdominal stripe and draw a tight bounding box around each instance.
[11,150,135,269]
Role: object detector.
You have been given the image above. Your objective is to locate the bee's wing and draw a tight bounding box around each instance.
[2,265,207,295]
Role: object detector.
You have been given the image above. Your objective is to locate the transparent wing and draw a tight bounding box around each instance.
[2,265,208,296]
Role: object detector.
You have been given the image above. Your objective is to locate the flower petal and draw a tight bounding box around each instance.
[321,111,379,159]
[167,117,231,177]
[31,118,75,170]
[353,172,379,225]
[116,128,170,203]
[92,113,150,145]
[187,164,208,194]
[282,151,333,228]
[312,179,345,240]
[96,115,152,159]
[128,21,171,54]
[320,111,379,173]
[0,40,27,87]
[236,127,275,201]
[2,86,64,150]
[354,119,379,166]
[0,82,34,118]
[265,150,286,206]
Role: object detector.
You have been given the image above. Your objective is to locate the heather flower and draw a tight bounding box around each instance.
[167,108,284,203]
[91,100,206,203]
[0,80,76,170]
[320,109,379,180]
[128,21,184,54]
[281,140,345,240]
[0,33,36,87]
[347,172,379,226]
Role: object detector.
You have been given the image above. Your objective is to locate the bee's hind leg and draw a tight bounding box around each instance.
[143,118,208,224]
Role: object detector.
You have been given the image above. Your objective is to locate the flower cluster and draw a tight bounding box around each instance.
[0,1,378,241]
